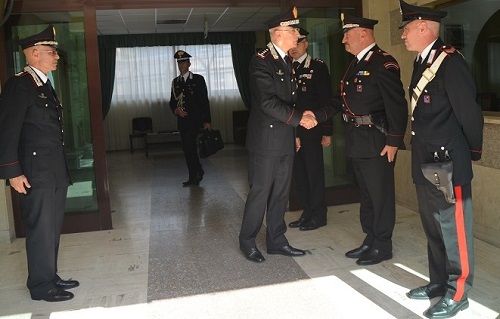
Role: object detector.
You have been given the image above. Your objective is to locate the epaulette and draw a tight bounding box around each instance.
[256,47,270,60]
[18,66,43,87]
[440,44,456,55]
[313,58,324,64]
[441,44,464,59]
[15,70,27,77]
[376,49,390,57]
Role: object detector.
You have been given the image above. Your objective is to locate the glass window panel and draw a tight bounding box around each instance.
[9,17,98,214]
[442,0,500,112]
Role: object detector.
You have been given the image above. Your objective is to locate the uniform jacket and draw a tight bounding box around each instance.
[0,66,71,188]
[245,42,303,156]
[409,38,483,185]
[294,54,334,144]
[340,45,408,158]
[169,71,211,131]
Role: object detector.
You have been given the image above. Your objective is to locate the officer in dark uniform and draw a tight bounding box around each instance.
[239,7,329,263]
[399,1,483,318]
[0,25,79,301]
[288,28,334,231]
[169,50,212,187]
[340,14,408,266]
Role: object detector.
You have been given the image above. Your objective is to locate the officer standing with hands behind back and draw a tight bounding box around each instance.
[169,50,212,187]
[0,25,79,302]
[339,13,408,266]
[288,28,334,231]
[399,1,483,318]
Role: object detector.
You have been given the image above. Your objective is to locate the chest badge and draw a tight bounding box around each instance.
[39,93,48,99]
[423,95,431,104]
[276,69,284,75]
[357,85,363,93]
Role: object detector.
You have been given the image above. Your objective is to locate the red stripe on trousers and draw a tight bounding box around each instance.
[453,185,469,301]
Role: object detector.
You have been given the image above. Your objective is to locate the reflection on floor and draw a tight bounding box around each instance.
[0,145,499,319]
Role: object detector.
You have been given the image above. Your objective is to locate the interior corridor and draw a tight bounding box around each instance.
[0,144,499,319]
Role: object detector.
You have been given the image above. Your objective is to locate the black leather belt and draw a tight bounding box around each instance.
[342,113,374,125]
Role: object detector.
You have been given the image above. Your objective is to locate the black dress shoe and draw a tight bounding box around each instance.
[241,247,265,263]
[407,284,447,300]
[267,245,305,257]
[33,288,74,302]
[345,244,371,259]
[55,279,80,290]
[299,220,326,231]
[182,179,199,187]
[289,217,308,228]
[356,248,392,265]
[423,297,469,318]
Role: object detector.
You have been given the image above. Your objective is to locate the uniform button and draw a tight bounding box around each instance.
[45,104,48,107]
[58,117,61,120]
[411,116,414,121]
[441,146,445,150]
[292,92,295,95]
[411,131,415,135]
[270,124,273,128]
[33,152,37,155]
[346,81,349,85]
[281,79,284,82]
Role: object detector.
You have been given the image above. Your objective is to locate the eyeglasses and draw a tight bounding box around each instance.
[276,28,300,34]
[37,49,59,56]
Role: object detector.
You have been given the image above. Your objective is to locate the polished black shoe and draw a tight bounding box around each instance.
[267,245,305,257]
[182,179,199,187]
[407,284,447,300]
[345,244,371,259]
[33,287,74,302]
[288,217,308,228]
[241,247,265,263]
[356,249,392,265]
[424,297,469,318]
[55,279,80,290]
[299,220,326,231]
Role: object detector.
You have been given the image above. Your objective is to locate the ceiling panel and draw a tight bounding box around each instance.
[96,7,281,35]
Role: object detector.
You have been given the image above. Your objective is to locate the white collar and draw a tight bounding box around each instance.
[272,42,288,60]
[29,66,49,84]
[356,42,376,62]
[419,39,438,63]
[294,53,308,64]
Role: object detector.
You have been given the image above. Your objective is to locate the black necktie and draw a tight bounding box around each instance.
[46,79,56,101]
[292,61,300,71]
[284,55,292,72]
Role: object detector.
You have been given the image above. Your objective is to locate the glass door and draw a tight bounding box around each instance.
[4,14,104,236]
[289,7,360,209]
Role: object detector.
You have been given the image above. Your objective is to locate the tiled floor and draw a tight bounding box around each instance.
[0,145,499,319]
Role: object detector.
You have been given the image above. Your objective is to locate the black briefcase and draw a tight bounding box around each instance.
[198,129,224,158]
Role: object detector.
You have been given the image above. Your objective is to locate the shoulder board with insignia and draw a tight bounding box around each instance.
[15,70,27,77]
[256,47,270,60]
[439,45,464,59]
[441,45,456,55]
[375,49,393,58]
